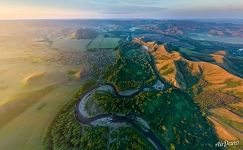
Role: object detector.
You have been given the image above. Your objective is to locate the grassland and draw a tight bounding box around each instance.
[0,84,56,129]
[224,79,241,88]
[0,23,89,150]
[52,38,91,51]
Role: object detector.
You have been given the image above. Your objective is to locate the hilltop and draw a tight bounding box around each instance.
[134,38,243,144]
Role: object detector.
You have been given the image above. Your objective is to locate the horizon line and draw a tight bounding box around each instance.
[1,17,243,21]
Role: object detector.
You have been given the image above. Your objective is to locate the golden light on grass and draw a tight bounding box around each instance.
[208,116,238,141]
[21,71,46,87]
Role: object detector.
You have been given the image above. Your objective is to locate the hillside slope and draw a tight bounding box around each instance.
[134,38,243,146]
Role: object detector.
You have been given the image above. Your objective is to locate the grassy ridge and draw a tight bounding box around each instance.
[138,40,242,148]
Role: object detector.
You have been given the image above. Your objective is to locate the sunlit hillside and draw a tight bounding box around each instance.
[134,38,243,145]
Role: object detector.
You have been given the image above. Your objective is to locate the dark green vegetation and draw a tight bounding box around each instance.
[104,43,156,91]
[42,79,154,150]
[51,111,109,150]
[109,127,155,150]
[175,60,200,89]
[42,79,99,150]
[100,44,220,149]
[44,43,220,150]
[94,88,220,150]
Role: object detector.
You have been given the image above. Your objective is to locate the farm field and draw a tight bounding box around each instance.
[87,35,120,50]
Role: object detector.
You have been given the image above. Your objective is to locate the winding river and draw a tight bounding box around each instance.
[75,81,166,150]
[75,45,167,150]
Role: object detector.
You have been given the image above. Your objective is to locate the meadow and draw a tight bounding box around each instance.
[0,22,88,150]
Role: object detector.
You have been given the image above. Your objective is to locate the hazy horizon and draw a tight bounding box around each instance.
[1,0,243,20]
[1,18,243,21]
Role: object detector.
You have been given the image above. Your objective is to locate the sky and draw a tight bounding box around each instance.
[0,0,243,19]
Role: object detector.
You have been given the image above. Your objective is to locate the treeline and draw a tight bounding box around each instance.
[51,110,108,150]
[42,79,107,150]
[93,91,153,114]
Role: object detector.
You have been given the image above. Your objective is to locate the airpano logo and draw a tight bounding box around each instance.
[215,141,240,147]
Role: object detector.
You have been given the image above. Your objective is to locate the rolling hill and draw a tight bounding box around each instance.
[134,38,243,146]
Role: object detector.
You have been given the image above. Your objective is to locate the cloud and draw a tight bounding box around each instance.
[170,6,243,19]
[1,0,243,19]
[100,5,166,15]
[88,0,161,7]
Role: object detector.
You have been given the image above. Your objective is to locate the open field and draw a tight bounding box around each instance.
[0,22,90,150]
[52,38,91,51]
[87,35,120,50]
[0,84,80,150]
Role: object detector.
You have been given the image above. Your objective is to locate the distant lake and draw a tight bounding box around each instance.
[189,33,243,45]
